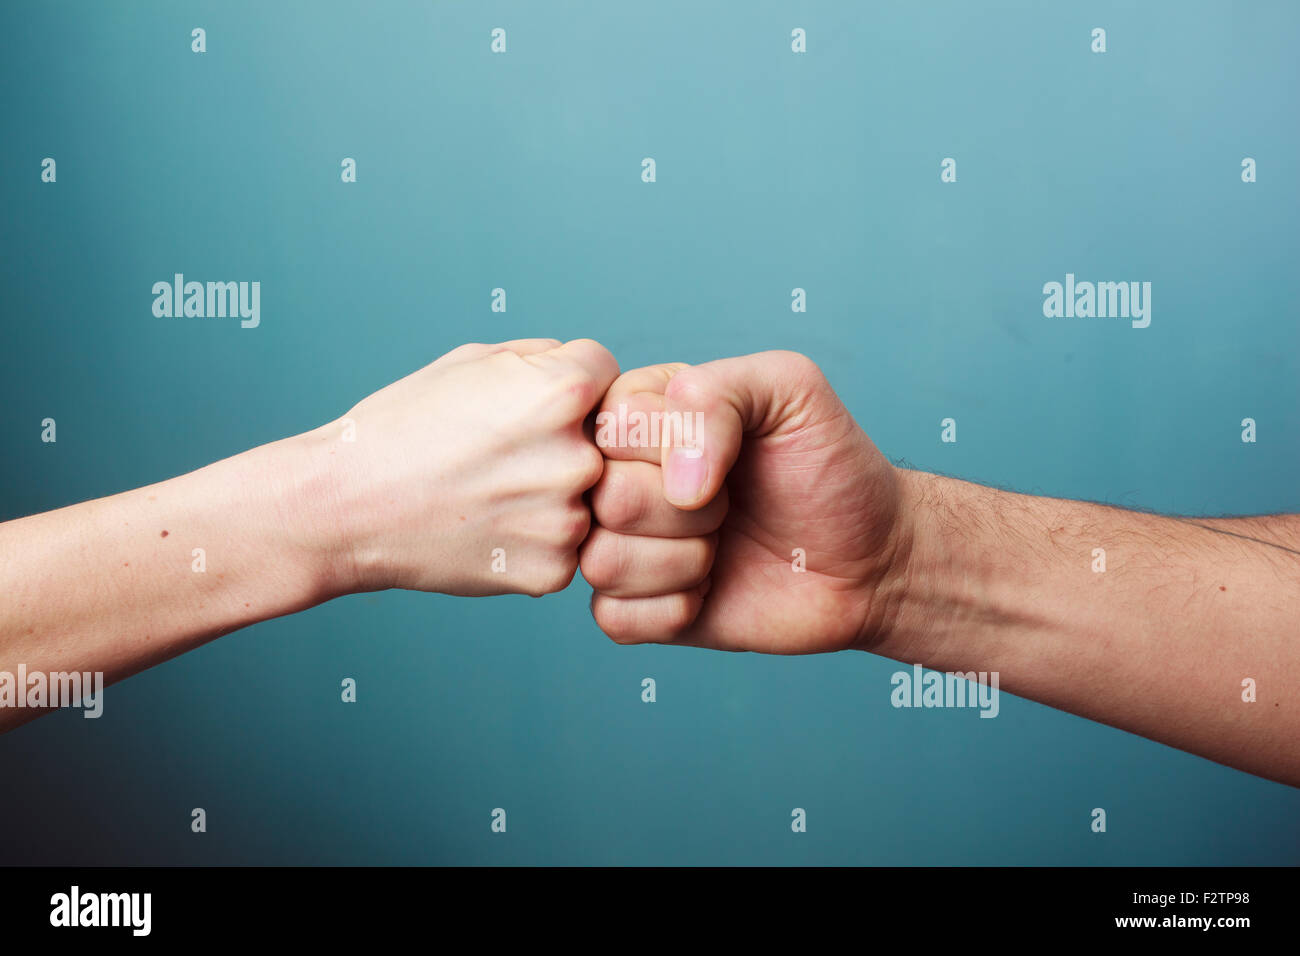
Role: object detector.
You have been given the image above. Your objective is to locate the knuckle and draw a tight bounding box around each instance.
[687,534,718,579]
[435,342,487,365]
[591,591,697,645]
[592,597,638,645]
[558,507,592,550]
[550,443,604,494]
[549,371,599,419]
[663,368,709,409]
[569,337,610,358]
[578,530,624,591]
[591,467,645,532]
[573,443,605,490]
[528,553,579,597]
[659,592,698,634]
[772,349,824,385]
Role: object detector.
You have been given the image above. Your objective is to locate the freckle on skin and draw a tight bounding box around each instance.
[1219,585,1226,591]
[161,530,169,538]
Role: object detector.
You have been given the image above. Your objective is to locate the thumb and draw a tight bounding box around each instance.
[659,350,827,509]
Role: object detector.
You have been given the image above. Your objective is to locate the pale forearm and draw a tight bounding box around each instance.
[0,431,342,729]
[879,469,1300,786]
[0,338,616,732]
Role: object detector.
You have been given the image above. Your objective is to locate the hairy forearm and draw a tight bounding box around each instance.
[878,469,1300,787]
[0,431,343,730]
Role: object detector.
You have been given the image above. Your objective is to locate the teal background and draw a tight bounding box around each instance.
[2,0,1298,864]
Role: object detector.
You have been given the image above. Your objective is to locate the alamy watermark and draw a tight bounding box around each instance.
[890,664,999,718]
[50,886,150,936]
[152,274,260,328]
[1043,273,1151,328]
[594,401,704,451]
[0,665,103,718]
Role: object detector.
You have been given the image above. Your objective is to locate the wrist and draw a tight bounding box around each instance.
[864,469,1038,670]
[259,423,367,603]
[850,464,921,652]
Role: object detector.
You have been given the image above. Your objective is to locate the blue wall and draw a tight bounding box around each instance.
[1,1,1297,864]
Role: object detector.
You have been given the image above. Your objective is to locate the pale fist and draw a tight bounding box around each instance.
[316,338,618,597]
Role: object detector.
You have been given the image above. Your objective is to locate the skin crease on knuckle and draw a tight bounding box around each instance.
[574,443,606,493]
[581,530,714,597]
[592,466,645,533]
[594,591,697,644]
[641,535,714,590]
[591,595,644,645]
[512,499,587,552]
[559,507,591,552]
[662,368,711,412]
[578,529,625,593]
[592,463,728,539]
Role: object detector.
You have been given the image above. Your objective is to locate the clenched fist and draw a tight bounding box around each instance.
[316,338,618,597]
[582,351,912,653]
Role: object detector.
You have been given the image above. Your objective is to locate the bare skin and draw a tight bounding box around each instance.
[581,352,1300,788]
[0,338,618,732]
[2,342,1295,789]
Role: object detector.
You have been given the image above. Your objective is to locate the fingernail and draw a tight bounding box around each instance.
[664,446,707,505]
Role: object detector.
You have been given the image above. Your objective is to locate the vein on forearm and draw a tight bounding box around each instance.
[1174,517,1300,559]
